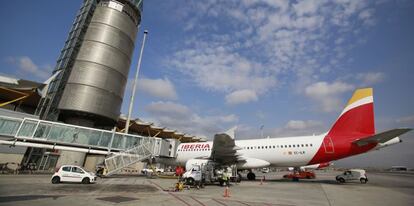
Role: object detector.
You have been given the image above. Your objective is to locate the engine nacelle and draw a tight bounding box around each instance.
[376,137,402,149]
[237,158,270,169]
[185,159,211,171]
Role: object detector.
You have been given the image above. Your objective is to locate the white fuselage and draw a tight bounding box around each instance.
[176,135,325,169]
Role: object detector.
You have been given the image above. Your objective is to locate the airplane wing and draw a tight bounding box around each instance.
[352,128,412,146]
[210,127,242,165]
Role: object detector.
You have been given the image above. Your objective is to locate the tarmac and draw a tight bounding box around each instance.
[0,170,413,206]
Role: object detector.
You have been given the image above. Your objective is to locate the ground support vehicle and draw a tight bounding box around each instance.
[336,169,368,184]
[182,160,240,187]
[283,171,316,181]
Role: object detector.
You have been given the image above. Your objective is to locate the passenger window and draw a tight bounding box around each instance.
[293,145,295,147]
[305,144,308,147]
[265,146,267,149]
[289,145,291,148]
[62,166,71,172]
[301,144,304,147]
[72,167,84,173]
[273,146,275,148]
[310,144,313,147]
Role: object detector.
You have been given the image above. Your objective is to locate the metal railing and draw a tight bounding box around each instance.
[104,138,154,176]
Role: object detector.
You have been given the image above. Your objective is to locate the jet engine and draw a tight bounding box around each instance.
[237,158,270,169]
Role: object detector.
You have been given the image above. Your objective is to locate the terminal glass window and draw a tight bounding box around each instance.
[17,120,37,137]
[111,134,123,149]
[88,130,101,146]
[34,123,52,139]
[0,118,21,136]
[99,132,112,147]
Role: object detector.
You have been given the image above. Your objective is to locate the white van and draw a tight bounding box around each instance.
[51,165,97,184]
[336,169,368,184]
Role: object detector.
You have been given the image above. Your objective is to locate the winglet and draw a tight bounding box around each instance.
[224,126,237,139]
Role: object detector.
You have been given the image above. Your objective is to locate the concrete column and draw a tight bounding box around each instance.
[83,154,105,172]
[55,150,86,168]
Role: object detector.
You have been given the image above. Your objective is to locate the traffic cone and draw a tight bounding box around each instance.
[223,186,230,197]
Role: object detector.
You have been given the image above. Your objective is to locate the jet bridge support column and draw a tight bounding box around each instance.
[55,150,86,168]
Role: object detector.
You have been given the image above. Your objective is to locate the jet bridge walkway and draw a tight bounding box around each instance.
[0,115,159,175]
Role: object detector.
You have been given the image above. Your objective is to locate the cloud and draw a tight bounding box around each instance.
[273,119,326,137]
[237,119,326,139]
[168,45,277,96]
[396,115,414,126]
[138,77,178,100]
[294,0,324,17]
[145,101,238,137]
[146,101,190,119]
[356,72,385,86]
[165,0,379,105]
[305,81,354,112]
[225,89,258,105]
[5,56,51,80]
[285,120,324,130]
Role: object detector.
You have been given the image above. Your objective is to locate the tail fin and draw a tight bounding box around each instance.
[327,88,375,140]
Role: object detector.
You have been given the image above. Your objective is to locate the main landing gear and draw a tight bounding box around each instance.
[247,171,256,180]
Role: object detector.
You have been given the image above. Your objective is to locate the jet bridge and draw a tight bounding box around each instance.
[0,115,177,175]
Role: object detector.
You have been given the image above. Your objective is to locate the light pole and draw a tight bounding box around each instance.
[125,30,148,134]
[260,125,264,138]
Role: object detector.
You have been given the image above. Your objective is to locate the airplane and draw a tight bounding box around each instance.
[174,88,411,180]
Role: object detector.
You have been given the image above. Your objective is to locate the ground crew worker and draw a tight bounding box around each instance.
[222,171,229,186]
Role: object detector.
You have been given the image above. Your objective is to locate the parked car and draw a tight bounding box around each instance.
[336,169,368,184]
[141,167,164,174]
[51,165,97,184]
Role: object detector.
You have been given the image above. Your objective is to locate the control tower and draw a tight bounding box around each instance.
[36,0,143,128]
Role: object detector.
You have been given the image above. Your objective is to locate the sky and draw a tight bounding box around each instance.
[0,0,413,168]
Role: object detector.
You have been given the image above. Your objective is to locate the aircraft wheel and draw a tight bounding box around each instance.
[247,172,256,180]
[360,178,367,184]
